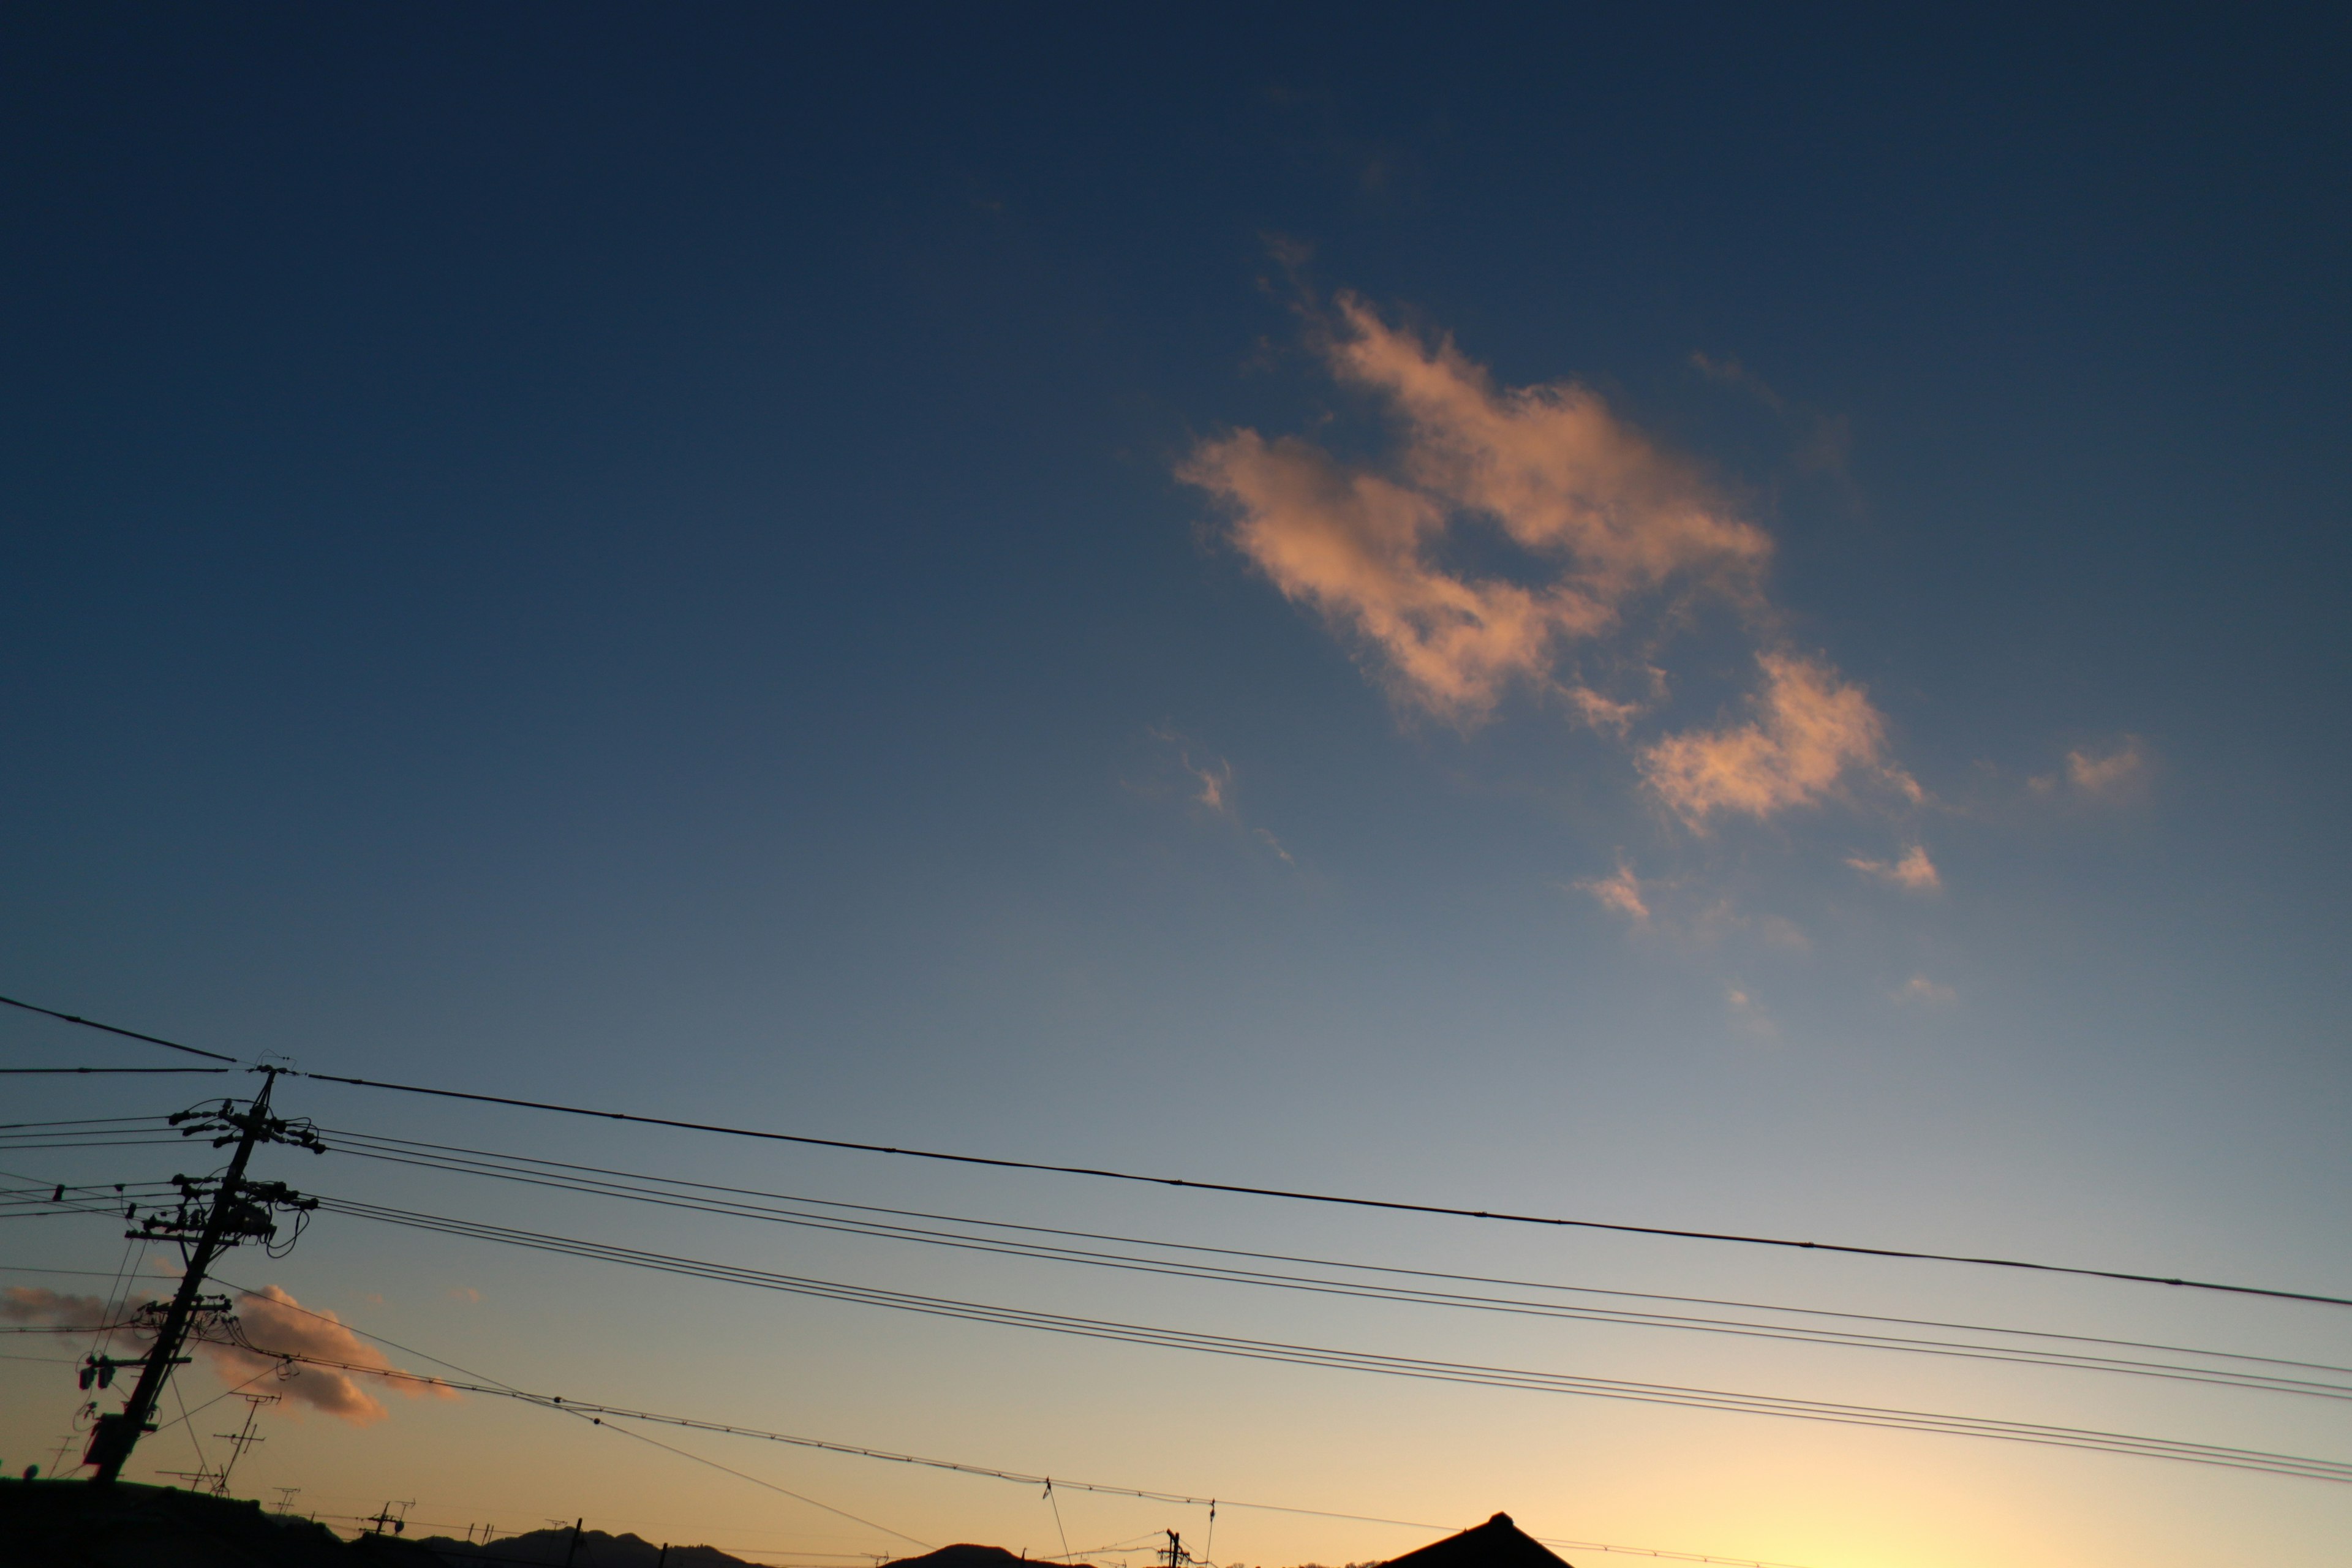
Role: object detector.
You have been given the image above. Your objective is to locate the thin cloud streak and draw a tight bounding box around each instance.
[1848,845,1941,891]
[2066,739,2147,798]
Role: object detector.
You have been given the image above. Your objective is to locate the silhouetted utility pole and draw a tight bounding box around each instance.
[564,1518,585,1567]
[1159,1531,1189,1568]
[85,1068,325,1482]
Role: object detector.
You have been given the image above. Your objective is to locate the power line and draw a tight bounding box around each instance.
[9,993,2343,1308]
[202,1303,1821,1568]
[297,1192,2352,1483]
[307,1127,2352,1401]
[0,1067,232,1075]
[0,994,239,1063]
[292,1069,2340,1307]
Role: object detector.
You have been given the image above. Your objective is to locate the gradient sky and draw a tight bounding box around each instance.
[3,7,2348,1566]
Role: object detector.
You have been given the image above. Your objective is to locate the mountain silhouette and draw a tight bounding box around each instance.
[1380,1512,1574,1568]
[886,1547,1093,1568]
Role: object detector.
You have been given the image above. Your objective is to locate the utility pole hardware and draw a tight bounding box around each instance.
[82,1068,325,1483]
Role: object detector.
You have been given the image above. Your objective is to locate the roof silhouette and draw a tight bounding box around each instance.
[888,1546,1093,1568]
[1382,1513,1574,1568]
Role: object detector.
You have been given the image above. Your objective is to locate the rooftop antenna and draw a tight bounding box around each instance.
[366,1500,414,1536]
[209,1392,281,1495]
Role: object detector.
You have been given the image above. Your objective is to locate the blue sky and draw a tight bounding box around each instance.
[3,7,2348,1566]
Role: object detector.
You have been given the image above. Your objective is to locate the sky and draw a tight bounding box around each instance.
[2,5,2348,1565]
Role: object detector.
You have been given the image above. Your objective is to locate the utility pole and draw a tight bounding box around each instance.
[1159,1531,1189,1568]
[564,1517,585,1567]
[84,1068,325,1483]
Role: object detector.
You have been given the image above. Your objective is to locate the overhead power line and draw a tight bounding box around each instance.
[0,994,239,1063]
[12,992,2348,1308]
[298,1068,2352,1308]
[201,1290,1822,1568]
[0,1067,232,1075]
[310,1126,2352,1401]
[299,1191,2352,1484]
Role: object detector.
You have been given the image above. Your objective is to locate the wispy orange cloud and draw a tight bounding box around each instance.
[1183,293,1913,834]
[202,1286,458,1425]
[1640,654,1915,826]
[1847,844,1940,891]
[2029,737,2149,802]
[1,1285,114,1329]
[1181,294,1770,725]
[1576,861,1650,923]
[2065,739,2146,798]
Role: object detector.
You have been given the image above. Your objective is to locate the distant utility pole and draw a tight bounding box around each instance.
[273,1485,303,1515]
[1159,1531,1190,1568]
[367,1500,415,1535]
[564,1517,585,1567]
[84,1068,325,1483]
[209,1392,281,1495]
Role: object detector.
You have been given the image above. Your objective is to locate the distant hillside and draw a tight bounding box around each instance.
[1,1478,441,1567]
[407,1525,758,1566]
[0,1480,756,1568]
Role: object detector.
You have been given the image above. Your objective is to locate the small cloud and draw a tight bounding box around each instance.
[1756,914,1811,952]
[1575,860,1649,924]
[1896,975,1956,1006]
[1564,684,1643,735]
[2030,737,2148,801]
[1254,826,1297,866]
[2066,739,2146,799]
[1726,986,1777,1037]
[1147,726,1236,813]
[1689,351,1788,412]
[1642,653,1914,826]
[446,1286,481,1305]
[1847,845,1940,891]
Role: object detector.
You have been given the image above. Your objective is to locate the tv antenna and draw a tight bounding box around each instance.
[209,1392,281,1494]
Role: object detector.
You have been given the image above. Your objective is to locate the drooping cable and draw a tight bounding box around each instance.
[297,1192,2352,1483]
[309,1129,2352,1401]
[8,993,2342,1308]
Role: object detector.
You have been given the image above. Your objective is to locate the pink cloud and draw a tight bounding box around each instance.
[1575,861,1650,923]
[1897,975,1957,1006]
[0,1285,115,1330]
[1183,292,1923,841]
[1180,295,1770,724]
[1640,653,1914,826]
[2065,739,2146,798]
[1847,845,1940,891]
[200,1285,457,1425]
